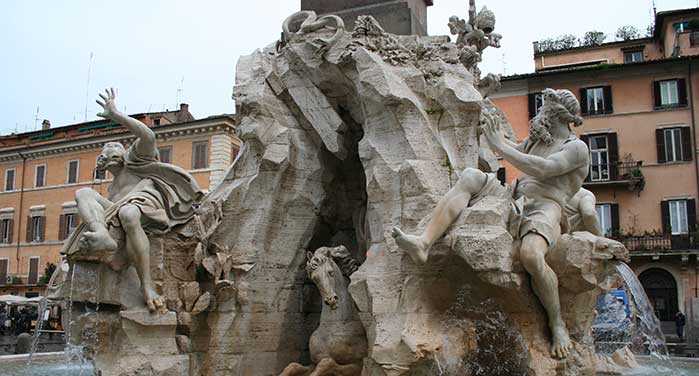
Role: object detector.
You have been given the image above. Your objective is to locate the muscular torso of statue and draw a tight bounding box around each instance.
[515,137,589,208]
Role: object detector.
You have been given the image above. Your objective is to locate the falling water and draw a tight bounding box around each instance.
[614,261,669,359]
[26,296,50,365]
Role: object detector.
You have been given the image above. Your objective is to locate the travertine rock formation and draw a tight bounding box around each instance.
[195,10,627,376]
[55,8,628,376]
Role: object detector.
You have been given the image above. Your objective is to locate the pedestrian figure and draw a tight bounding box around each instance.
[676,311,686,342]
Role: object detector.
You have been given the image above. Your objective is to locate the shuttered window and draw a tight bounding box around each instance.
[27,216,45,242]
[28,258,39,285]
[653,79,688,109]
[580,132,619,181]
[580,86,613,115]
[158,146,173,164]
[1,219,12,244]
[192,141,209,170]
[34,164,46,188]
[67,160,79,184]
[4,169,15,192]
[0,259,8,286]
[662,199,697,235]
[58,213,79,241]
[656,127,692,163]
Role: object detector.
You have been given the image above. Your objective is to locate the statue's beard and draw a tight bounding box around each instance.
[96,154,124,172]
[529,111,554,145]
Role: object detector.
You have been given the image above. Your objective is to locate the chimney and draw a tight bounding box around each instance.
[41,119,51,130]
[176,103,194,122]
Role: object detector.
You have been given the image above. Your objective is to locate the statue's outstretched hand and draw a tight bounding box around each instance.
[480,108,504,151]
[96,88,120,119]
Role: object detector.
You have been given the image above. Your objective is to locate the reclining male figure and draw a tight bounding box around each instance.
[392,89,589,359]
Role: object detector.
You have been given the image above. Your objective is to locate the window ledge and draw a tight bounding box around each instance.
[654,105,689,112]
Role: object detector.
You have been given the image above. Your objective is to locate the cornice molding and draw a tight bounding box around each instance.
[0,121,236,163]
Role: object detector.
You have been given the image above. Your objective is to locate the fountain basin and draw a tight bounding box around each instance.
[0,351,94,375]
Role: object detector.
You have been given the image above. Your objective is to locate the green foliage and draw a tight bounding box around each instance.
[616,26,640,41]
[583,31,606,46]
[38,262,56,285]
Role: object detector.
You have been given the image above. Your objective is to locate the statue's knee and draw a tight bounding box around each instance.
[118,205,141,228]
[456,168,486,193]
[519,237,545,274]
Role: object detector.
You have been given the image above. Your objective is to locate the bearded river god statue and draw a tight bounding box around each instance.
[393,88,598,359]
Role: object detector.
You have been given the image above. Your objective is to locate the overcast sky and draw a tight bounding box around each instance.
[1,0,698,135]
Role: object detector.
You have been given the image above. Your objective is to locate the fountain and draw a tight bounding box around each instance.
[7,1,699,375]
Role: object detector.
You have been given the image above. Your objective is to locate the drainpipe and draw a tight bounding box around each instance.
[689,58,699,298]
[15,152,26,276]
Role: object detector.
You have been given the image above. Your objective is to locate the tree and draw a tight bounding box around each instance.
[583,31,606,46]
[39,262,56,285]
[646,24,655,37]
[555,34,579,49]
[616,26,640,41]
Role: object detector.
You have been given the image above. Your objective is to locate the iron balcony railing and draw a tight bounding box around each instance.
[585,161,644,191]
[616,234,697,253]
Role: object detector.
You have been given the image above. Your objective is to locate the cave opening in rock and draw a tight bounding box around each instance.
[306,105,368,266]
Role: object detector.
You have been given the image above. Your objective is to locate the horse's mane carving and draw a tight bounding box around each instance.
[306,245,360,277]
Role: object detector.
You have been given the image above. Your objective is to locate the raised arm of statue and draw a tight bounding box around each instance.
[481,110,588,179]
[97,88,156,157]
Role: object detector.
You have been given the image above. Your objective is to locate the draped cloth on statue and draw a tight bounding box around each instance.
[62,139,203,258]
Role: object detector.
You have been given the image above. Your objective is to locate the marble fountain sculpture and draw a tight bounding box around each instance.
[46,1,636,375]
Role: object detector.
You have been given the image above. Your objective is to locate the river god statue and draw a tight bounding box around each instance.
[393,88,589,359]
[69,88,203,312]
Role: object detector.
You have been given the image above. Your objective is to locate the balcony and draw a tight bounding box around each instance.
[584,161,645,192]
[617,234,698,255]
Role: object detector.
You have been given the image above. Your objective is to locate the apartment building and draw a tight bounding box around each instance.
[0,105,239,297]
[493,8,699,340]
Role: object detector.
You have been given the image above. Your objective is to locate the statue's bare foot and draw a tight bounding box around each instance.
[144,286,165,313]
[550,323,572,359]
[309,358,337,376]
[391,227,429,264]
[79,226,117,252]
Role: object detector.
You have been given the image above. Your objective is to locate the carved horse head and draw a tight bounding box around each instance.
[305,246,359,310]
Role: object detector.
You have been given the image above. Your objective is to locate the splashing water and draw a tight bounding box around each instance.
[26,296,50,365]
[614,262,669,360]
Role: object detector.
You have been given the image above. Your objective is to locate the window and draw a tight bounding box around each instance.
[28,257,39,285]
[1,219,11,243]
[660,81,678,106]
[669,200,689,235]
[596,204,613,237]
[192,141,209,170]
[4,169,15,192]
[665,128,683,162]
[657,127,692,163]
[624,50,643,63]
[153,118,161,126]
[34,164,46,188]
[67,160,79,184]
[674,22,690,32]
[691,31,699,47]
[654,79,687,109]
[528,92,545,119]
[59,213,78,240]
[589,135,610,181]
[580,86,613,115]
[31,216,42,242]
[0,259,8,286]
[158,146,173,164]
